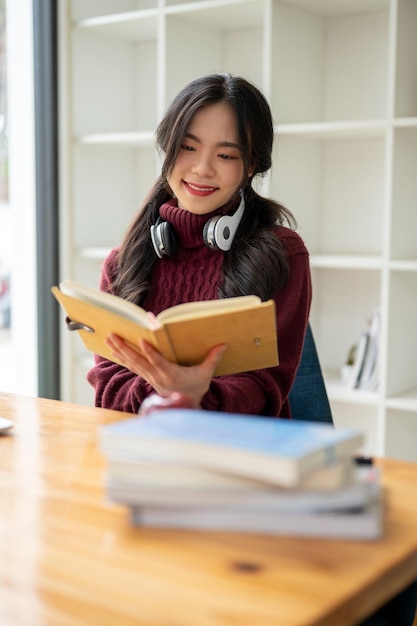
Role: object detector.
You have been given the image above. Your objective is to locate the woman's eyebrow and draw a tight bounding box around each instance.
[185,132,239,149]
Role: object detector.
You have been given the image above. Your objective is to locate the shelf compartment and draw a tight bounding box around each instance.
[72,28,158,135]
[271,134,386,256]
[72,357,96,406]
[385,408,417,462]
[270,0,390,124]
[310,268,381,380]
[390,127,417,262]
[394,0,417,118]
[386,271,417,398]
[71,144,158,250]
[163,2,264,105]
[329,402,380,456]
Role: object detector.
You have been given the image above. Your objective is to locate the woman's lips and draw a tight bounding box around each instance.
[183,181,218,196]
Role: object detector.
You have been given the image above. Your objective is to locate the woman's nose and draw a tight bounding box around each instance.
[191,154,215,177]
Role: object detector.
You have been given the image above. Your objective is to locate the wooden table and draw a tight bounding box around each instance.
[1,391,417,626]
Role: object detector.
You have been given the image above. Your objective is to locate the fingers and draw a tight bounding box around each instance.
[202,343,228,374]
[106,333,149,376]
[145,311,160,330]
[106,335,228,404]
[138,338,166,365]
[106,335,172,393]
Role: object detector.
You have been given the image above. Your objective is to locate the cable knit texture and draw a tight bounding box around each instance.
[146,201,225,313]
[87,199,312,417]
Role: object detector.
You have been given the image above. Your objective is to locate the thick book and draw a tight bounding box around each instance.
[105,456,357,492]
[128,499,384,540]
[51,279,278,377]
[99,409,365,487]
[105,465,381,512]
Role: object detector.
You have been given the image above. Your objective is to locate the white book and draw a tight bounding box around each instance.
[105,456,357,492]
[105,465,381,512]
[128,498,384,540]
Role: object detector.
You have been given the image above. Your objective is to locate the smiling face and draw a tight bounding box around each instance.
[167,102,246,215]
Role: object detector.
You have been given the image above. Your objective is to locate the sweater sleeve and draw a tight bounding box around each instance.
[87,229,312,416]
[86,248,159,413]
[201,227,312,417]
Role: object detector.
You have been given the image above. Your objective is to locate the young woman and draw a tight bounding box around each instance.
[87,73,312,416]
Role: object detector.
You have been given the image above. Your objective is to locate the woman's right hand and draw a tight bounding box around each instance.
[106,332,227,408]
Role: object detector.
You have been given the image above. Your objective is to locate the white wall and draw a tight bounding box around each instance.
[5,0,37,395]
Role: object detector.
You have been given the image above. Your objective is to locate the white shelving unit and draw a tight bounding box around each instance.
[58,0,417,461]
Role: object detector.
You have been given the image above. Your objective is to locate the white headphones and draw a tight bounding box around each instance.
[150,191,245,258]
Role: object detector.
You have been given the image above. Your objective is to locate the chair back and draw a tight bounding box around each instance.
[289,324,333,424]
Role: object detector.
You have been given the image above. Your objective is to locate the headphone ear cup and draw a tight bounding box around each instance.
[159,221,178,257]
[202,216,221,251]
[203,192,245,252]
[150,219,178,258]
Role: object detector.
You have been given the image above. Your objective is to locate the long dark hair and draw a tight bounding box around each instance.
[113,74,296,305]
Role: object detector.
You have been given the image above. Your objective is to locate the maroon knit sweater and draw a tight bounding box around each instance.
[87,200,312,417]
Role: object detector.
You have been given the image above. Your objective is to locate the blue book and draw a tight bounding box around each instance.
[100,410,364,487]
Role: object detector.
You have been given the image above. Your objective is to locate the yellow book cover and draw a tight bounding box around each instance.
[51,279,279,377]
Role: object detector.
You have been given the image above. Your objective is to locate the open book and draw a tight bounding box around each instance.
[51,279,279,376]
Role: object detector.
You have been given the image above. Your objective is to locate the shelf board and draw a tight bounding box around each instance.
[280,0,388,16]
[79,251,385,269]
[276,119,387,139]
[75,132,155,147]
[389,260,417,272]
[78,247,112,261]
[393,117,417,129]
[310,255,382,270]
[75,10,159,42]
[75,120,417,146]
[324,369,379,406]
[76,0,264,37]
[164,0,263,29]
[386,389,417,412]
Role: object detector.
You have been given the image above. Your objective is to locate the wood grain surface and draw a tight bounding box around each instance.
[1,392,417,626]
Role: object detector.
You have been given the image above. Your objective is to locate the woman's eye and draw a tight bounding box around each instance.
[181,144,195,152]
[219,153,236,160]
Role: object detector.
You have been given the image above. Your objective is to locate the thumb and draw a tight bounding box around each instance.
[203,343,228,373]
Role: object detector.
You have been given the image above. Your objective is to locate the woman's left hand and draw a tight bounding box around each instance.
[105,333,227,408]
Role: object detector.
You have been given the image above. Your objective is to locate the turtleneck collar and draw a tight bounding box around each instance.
[159,198,227,249]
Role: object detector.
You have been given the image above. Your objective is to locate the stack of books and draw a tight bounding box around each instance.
[99,409,383,540]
